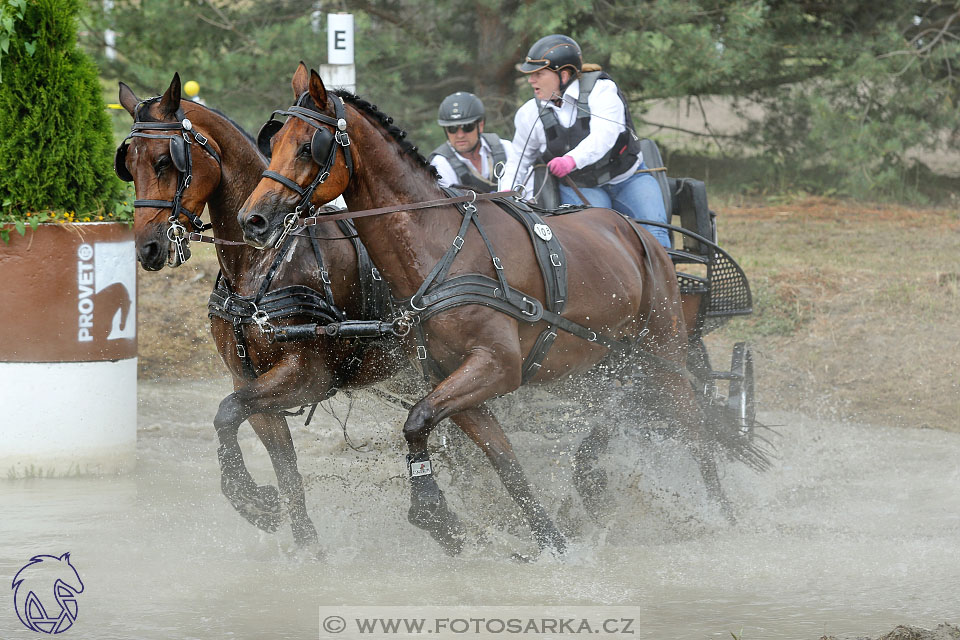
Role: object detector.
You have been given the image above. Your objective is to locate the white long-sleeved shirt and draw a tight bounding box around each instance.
[501,76,642,192]
[430,135,518,191]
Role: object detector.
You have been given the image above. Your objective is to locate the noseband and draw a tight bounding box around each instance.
[115,102,220,250]
[256,92,355,244]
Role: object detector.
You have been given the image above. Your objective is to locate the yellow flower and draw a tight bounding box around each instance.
[97,215,103,221]
[83,216,90,222]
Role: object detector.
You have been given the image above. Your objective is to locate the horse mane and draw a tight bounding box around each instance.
[134,96,258,148]
[332,89,440,180]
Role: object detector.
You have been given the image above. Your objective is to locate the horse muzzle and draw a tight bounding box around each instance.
[137,237,168,271]
[238,204,284,250]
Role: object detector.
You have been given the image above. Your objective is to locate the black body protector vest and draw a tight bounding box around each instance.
[537,71,641,187]
[430,133,507,193]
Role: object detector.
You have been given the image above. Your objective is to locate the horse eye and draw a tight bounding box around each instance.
[299,143,311,157]
[154,155,171,175]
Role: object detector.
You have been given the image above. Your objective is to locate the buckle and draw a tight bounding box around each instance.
[550,253,562,267]
[416,346,427,360]
[452,236,464,251]
[492,256,503,270]
[194,131,208,146]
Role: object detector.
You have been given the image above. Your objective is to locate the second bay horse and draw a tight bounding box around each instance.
[117,74,408,548]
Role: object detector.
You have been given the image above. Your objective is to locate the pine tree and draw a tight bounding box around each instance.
[0,0,122,223]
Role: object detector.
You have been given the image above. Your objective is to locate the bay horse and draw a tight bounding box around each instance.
[117,74,408,548]
[238,65,768,555]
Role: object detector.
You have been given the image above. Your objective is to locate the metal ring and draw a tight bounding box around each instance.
[166,221,186,242]
[409,297,426,312]
[391,317,412,338]
[467,190,477,204]
[587,331,597,342]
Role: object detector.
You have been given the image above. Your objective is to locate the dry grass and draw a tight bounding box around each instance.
[137,197,960,430]
[708,196,960,430]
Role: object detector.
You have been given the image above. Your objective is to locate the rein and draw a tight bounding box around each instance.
[189,189,521,247]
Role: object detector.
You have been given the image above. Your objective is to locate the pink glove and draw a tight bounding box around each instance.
[547,155,577,178]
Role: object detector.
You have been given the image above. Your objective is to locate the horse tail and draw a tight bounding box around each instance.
[702,401,775,473]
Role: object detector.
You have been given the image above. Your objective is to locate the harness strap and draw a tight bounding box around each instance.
[307,225,336,305]
[121,119,219,233]
[409,199,478,309]
[520,326,558,384]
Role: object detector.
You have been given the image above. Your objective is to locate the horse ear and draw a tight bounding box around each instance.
[292,61,310,97]
[118,82,139,117]
[158,72,182,117]
[308,69,328,107]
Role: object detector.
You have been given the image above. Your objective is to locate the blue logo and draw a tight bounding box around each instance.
[12,553,84,634]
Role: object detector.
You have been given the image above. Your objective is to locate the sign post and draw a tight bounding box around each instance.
[319,13,355,93]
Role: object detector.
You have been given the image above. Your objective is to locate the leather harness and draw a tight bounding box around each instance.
[207,218,391,384]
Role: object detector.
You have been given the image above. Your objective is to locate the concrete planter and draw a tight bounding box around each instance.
[0,222,137,477]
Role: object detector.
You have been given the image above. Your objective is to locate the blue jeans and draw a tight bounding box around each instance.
[558,165,671,248]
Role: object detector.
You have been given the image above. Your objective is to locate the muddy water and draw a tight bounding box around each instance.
[1,378,958,639]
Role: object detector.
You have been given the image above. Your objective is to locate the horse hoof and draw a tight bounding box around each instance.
[721,502,738,526]
[293,520,320,548]
[222,477,283,533]
[573,465,613,521]
[408,490,466,556]
[534,524,567,555]
[510,552,536,564]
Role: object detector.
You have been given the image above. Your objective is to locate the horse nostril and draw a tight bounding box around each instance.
[140,240,160,263]
[247,214,267,231]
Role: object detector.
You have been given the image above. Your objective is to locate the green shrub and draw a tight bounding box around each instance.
[0,0,129,243]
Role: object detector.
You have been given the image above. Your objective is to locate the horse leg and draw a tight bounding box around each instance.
[451,406,566,554]
[213,390,283,534]
[247,413,319,547]
[214,358,330,542]
[402,347,520,555]
[572,421,615,521]
[663,371,736,522]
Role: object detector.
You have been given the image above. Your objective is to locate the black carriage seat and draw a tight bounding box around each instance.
[640,139,749,338]
[638,138,717,257]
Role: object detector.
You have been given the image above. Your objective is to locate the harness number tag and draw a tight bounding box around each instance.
[410,460,433,477]
[534,223,553,241]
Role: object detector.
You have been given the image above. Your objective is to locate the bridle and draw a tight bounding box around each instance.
[115,101,220,263]
[256,92,354,247]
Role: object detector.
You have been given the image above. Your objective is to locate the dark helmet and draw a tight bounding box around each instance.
[519,34,582,75]
[437,92,485,127]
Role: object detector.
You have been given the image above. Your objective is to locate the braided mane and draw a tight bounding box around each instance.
[333,90,440,180]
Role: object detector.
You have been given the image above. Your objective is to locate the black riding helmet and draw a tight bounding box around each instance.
[519,34,582,75]
[437,92,485,127]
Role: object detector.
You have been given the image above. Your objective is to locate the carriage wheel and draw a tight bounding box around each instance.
[726,342,755,439]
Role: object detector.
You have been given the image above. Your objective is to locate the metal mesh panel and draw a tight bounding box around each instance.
[706,249,752,317]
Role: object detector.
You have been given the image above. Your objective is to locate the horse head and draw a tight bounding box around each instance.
[117,73,224,270]
[238,63,354,248]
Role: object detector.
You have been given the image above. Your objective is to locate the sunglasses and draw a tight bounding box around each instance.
[445,123,477,134]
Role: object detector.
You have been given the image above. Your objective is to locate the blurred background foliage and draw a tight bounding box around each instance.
[81,0,960,202]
